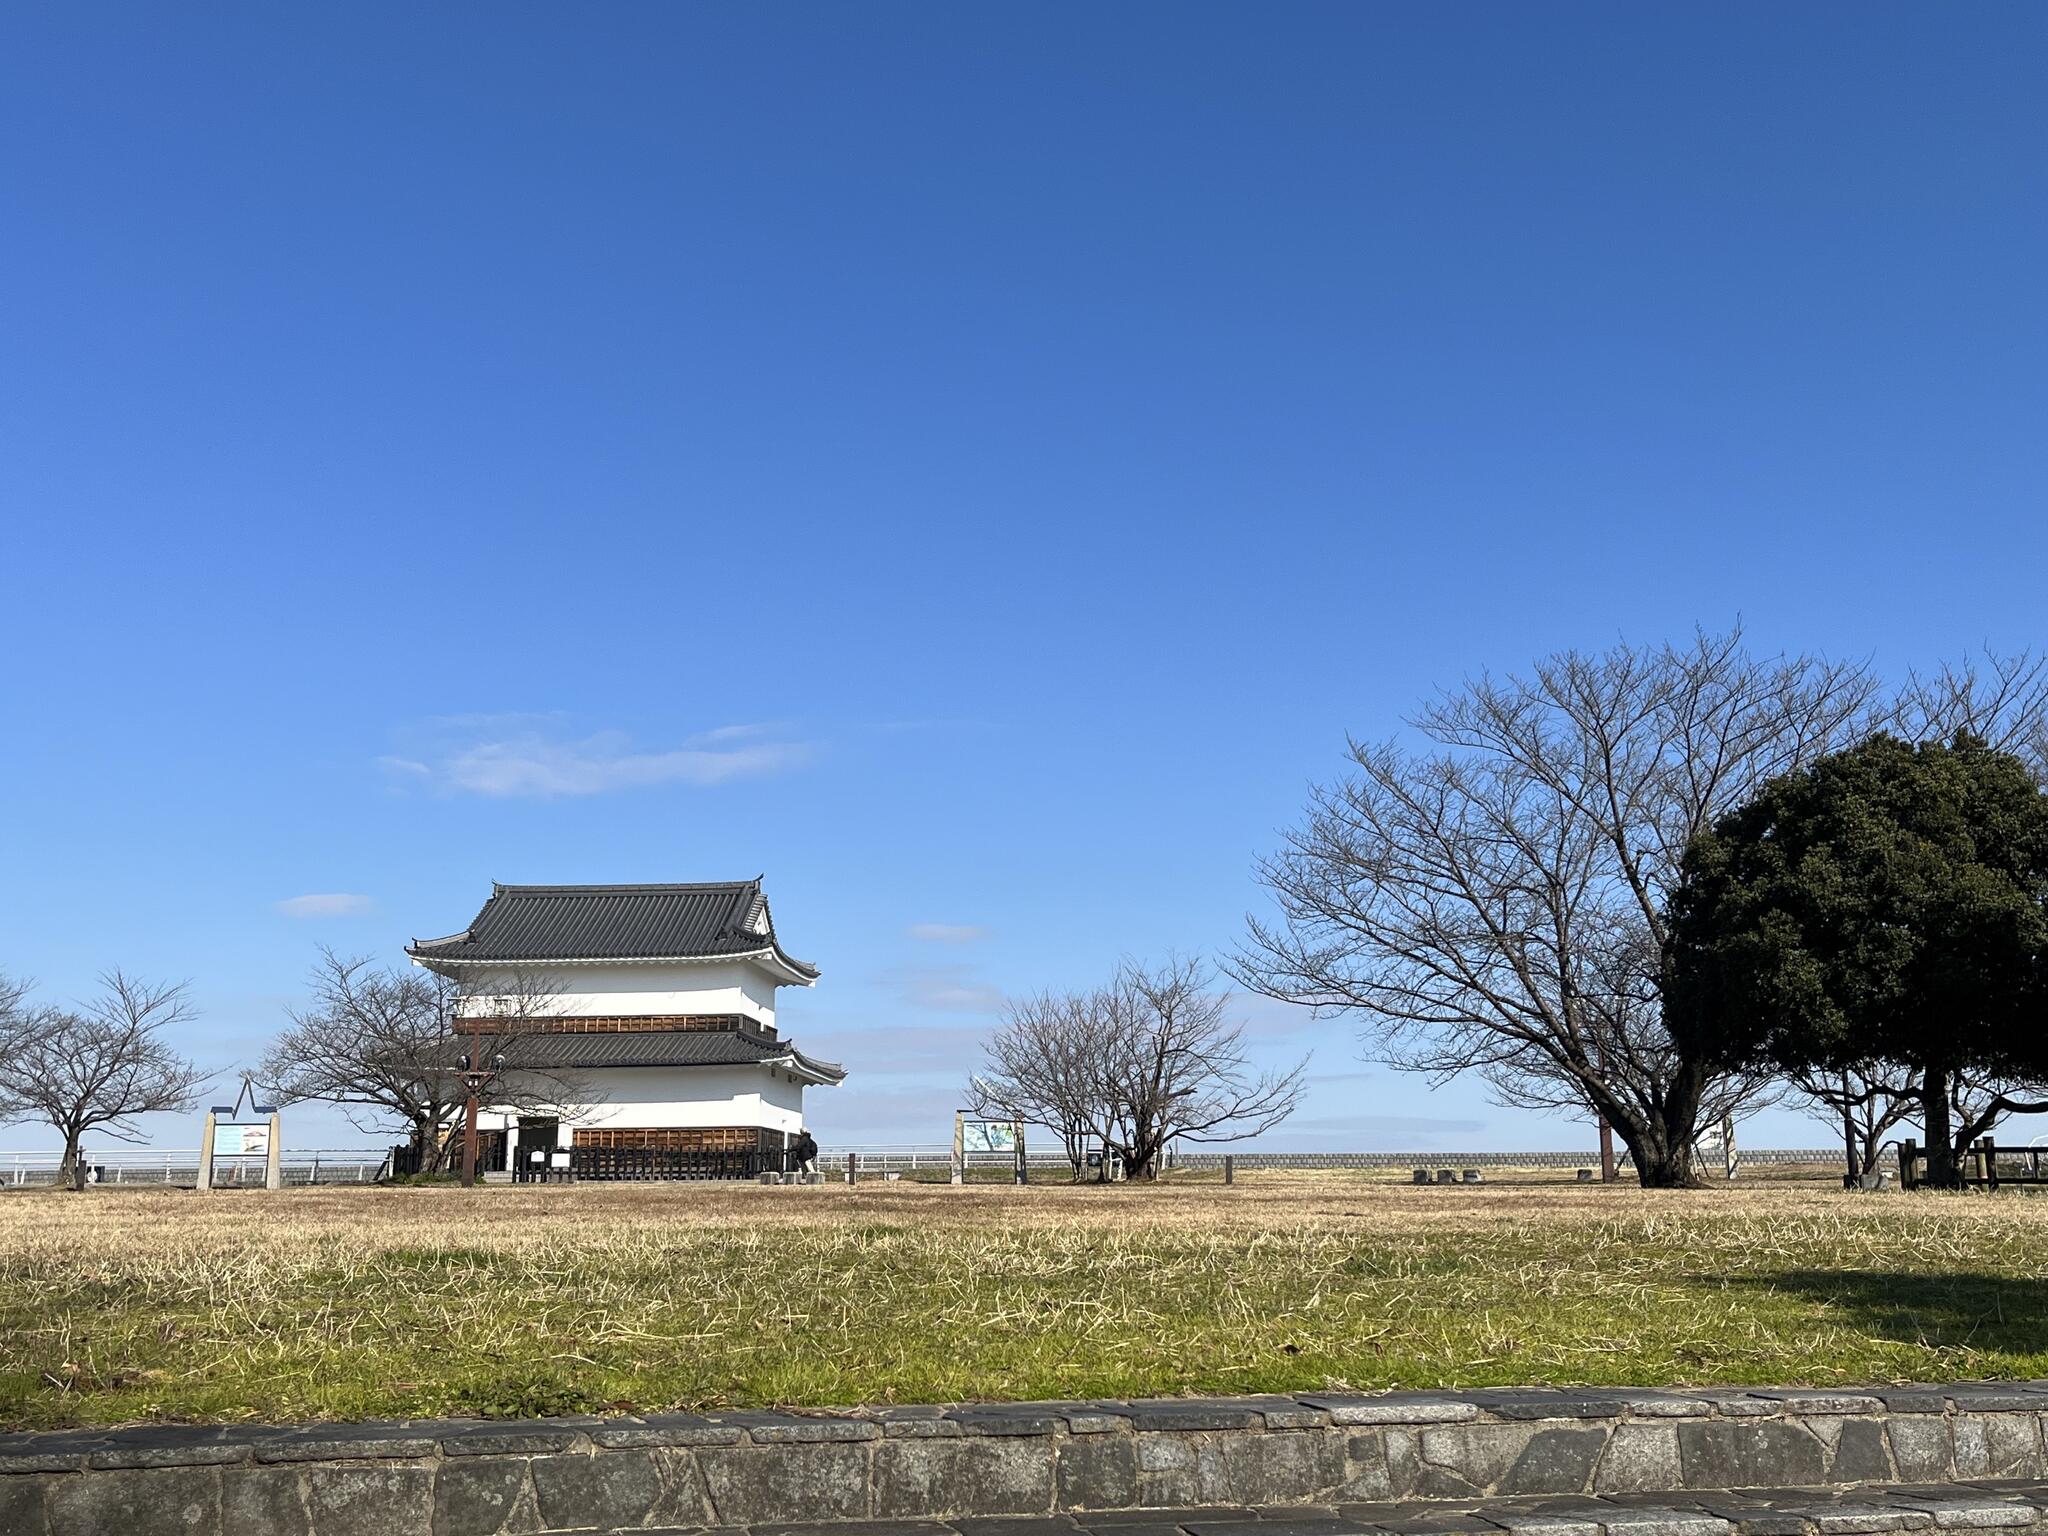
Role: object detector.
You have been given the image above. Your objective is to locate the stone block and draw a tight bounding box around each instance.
[1065,1412,1133,1435]
[701,1442,872,1525]
[1217,1429,1347,1505]
[1603,1392,1713,1419]
[257,1428,440,1463]
[1596,1424,1685,1494]
[748,1419,883,1444]
[440,1425,583,1456]
[1488,1514,1602,1536]
[1495,1428,1609,1495]
[0,1442,99,1475]
[1887,1419,1954,1482]
[434,1454,536,1536]
[1595,1511,1731,1536]
[873,1434,1053,1519]
[303,1463,434,1536]
[1464,1391,1627,1421]
[951,1407,1070,1437]
[1943,1389,2048,1413]
[1057,1434,1138,1509]
[1751,1392,1886,1417]
[1680,1394,1779,1418]
[1248,1402,1334,1432]
[219,1464,311,1536]
[884,1419,966,1440]
[1874,1392,1954,1415]
[1827,1419,1894,1483]
[954,1520,1086,1536]
[83,1426,252,1471]
[533,1446,707,1530]
[1414,1422,1539,1494]
[1338,1430,1392,1501]
[0,1475,50,1536]
[589,1414,747,1448]
[1297,1394,1481,1426]
[47,1465,220,1536]
[1118,1401,1263,1432]
[1954,1416,2045,1479]
[1677,1419,1827,1489]
[1133,1432,1219,1507]
[1801,1502,1930,1533]
[1903,1499,2039,1529]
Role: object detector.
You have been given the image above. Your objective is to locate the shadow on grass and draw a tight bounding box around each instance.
[1745,1269,2048,1361]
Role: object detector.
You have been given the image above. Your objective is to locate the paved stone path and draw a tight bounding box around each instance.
[657,1482,2048,1536]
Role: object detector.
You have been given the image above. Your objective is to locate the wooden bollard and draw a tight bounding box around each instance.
[845,1152,857,1186]
[1223,1155,1234,1186]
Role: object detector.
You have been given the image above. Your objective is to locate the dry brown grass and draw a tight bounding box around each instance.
[3,1178,2045,1430]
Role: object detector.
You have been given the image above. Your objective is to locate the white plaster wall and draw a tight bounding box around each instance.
[455,960,786,1026]
[484,1064,809,1139]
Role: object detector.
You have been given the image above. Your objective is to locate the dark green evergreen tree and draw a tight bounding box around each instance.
[1668,734,2048,1188]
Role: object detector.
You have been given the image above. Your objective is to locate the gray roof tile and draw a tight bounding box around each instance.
[488,1025,845,1082]
[407,880,819,978]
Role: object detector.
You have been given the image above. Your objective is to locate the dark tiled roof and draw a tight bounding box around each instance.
[484,1026,845,1082]
[407,881,819,980]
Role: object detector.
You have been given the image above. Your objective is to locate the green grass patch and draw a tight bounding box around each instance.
[1,1181,2045,1428]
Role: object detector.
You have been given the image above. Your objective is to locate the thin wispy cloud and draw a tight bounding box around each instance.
[379,716,812,799]
[799,1022,990,1077]
[277,893,375,919]
[883,963,1007,1015]
[905,923,990,945]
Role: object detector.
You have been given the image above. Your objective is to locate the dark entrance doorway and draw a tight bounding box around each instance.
[516,1116,561,1181]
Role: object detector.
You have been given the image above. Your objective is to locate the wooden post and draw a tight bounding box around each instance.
[951,1111,965,1185]
[1900,1138,1919,1190]
[1223,1155,1235,1186]
[264,1110,283,1192]
[845,1151,856,1185]
[197,1111,217,1194]
[460,1093,480,1188]
[1984,1137,1999,1191]
[1597,1116,1617,1183]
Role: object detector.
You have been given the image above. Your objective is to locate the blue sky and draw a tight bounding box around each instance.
[2,5,2044,1155]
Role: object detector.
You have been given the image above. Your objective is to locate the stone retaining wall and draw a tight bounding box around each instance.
[3,1383,2047,1536]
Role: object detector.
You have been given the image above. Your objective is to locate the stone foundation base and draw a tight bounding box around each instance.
[2,1383,2046,1535]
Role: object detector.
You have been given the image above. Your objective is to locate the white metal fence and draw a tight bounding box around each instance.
[815,1144,1884,1174]
[0,1149,391,1188]
[0,1143,1897,1188]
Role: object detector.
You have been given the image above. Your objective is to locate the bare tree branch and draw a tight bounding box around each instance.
[261,950,589,1173]
[1236,628,1866,1187]
[0,971,208,1190]
[972,957,1306,1181]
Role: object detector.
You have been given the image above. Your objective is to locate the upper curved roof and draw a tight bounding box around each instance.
[471,1024,845,1084]
[406,880,820,983]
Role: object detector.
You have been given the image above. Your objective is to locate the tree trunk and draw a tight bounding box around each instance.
[1614,1090,1708,1188]
[1919,1074,1961,1188]
[59,1134,86,1192]
[1840,1093,1862,1189]
[1628,1131,1701,1188]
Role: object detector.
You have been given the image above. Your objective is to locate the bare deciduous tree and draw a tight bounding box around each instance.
[0,970,31,1056]
[1236,629,1878,1188]
[1790,1064,1918,1184]
[969,991,1101,1178]
[0,972,208,1190]
[972,957,1306,1182]
[261,950,588,1173]
[1894,649,2048,784]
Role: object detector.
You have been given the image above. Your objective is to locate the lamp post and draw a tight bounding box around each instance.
[457,1042,507,1189]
